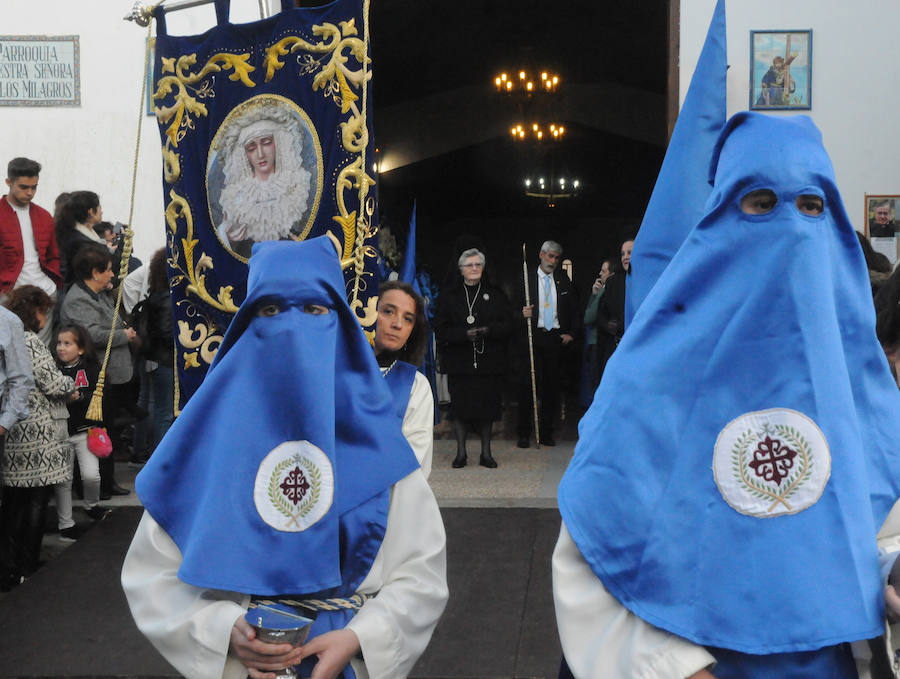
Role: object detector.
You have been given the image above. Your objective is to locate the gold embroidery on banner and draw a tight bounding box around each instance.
[155,52,256,147]
[177,319,208,349]
[176,320,224,370]
[262,16,376,317]
[162,146,181,184]
[165,190,239,313]
[154,3,376,380]
[350,295,378,329]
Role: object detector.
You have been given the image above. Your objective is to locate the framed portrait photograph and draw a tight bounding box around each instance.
[865,194,900,266]
[750,30,812,110]
[865,195,900,238]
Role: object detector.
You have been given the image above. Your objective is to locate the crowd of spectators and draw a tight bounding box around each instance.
[0,156,175,592]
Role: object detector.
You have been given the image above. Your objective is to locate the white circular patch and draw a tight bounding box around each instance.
[254,441,334,532]
[713,408,830,518]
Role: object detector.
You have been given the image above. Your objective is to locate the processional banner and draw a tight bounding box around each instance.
[151,0,379,406]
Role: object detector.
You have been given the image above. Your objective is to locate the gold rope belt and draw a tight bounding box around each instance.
[249,593,373,613]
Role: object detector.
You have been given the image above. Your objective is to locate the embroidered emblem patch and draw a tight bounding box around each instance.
[713,408,830,517]
[254,441,334,532]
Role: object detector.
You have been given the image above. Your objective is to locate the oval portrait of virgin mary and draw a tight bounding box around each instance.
[207,95,323,260]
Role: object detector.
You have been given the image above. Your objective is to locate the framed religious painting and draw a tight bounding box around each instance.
[749,30,812,110]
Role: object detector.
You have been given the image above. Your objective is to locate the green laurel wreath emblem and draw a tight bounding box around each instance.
[731,425,814,514]
[267,454,323,526]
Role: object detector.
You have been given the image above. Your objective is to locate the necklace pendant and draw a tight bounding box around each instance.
[466,315,475,324]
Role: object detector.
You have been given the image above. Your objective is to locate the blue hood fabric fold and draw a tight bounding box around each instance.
[626,0,726,325]
[559,112,900,653]
[136,237,419,596]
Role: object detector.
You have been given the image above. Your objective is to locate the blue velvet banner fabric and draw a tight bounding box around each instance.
[151,0,380,406]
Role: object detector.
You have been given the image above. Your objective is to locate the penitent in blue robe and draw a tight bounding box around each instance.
[559,113,900,677]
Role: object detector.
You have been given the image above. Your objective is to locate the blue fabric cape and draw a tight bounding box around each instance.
[559,112,900,653]
[136,237,419,595]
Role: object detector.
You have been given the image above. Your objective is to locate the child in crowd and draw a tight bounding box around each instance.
[55,324,110,522]
[1,286,74,588]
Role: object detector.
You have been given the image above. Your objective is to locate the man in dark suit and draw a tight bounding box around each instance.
[518,240,579,447]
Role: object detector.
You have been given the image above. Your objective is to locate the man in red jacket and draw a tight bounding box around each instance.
[0,158,62,344]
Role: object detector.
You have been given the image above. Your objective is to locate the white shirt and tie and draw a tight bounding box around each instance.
[537,267,559,331]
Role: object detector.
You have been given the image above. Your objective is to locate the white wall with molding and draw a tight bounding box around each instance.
[680,0,900,234]
[0,0,278,263]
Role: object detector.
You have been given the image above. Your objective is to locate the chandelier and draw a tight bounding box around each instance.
[494,70,560,94]
[524,176,580,208]
[509,122,566,141]
[494,69,564,142]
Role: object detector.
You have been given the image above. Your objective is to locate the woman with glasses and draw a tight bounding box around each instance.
[435,248,512,468]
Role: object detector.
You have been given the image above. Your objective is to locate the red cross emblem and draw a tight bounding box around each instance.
[280,466,310,506]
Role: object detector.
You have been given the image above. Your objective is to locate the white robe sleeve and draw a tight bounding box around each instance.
[122,469,447,679]
[552,523,716,679]
[402,372,434,478]
[346,468,448,678]
[121,512,251,679]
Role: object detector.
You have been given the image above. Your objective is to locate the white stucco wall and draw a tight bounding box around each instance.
[0,0,278,263]
[680,0,900,233]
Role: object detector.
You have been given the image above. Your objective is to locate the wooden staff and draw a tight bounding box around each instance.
[522,243,541,449]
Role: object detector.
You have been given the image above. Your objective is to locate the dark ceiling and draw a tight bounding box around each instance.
[300,0,674,286]
[370,1,669,104]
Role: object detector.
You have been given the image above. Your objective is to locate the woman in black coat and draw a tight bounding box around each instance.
[435,248,512,468]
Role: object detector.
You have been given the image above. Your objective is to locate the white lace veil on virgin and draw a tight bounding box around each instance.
[215,101,313,245]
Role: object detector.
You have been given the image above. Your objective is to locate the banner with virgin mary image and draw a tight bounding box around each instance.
[150,0,380,406]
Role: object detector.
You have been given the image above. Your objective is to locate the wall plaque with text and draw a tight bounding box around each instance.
[0,35,80,106]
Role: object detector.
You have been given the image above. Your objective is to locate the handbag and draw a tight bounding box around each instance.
[86,427,113,458]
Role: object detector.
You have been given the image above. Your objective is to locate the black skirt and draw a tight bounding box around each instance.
[448,373,503,421]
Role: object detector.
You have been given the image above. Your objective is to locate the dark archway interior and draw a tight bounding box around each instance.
[369,0,670,299]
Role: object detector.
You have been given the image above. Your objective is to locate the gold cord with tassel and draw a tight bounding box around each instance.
[86,18,155,422]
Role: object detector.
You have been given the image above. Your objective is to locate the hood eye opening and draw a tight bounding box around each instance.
[740,189,777,215]
[257,303,281,317]
[796,194,824,216]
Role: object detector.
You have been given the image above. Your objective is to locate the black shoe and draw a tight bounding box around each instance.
[106,484,131,496]
[85,506,111,521]
[59,525,85,542]
[516,436,530,448]
[540,436,556,446]
[479,453,498,468]
[452,454,467,468]
[99,490,111,500]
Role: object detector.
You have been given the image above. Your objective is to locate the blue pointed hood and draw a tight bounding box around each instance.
[136,237,419,595]
[560,112,900,653]
[626,0,726,324]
